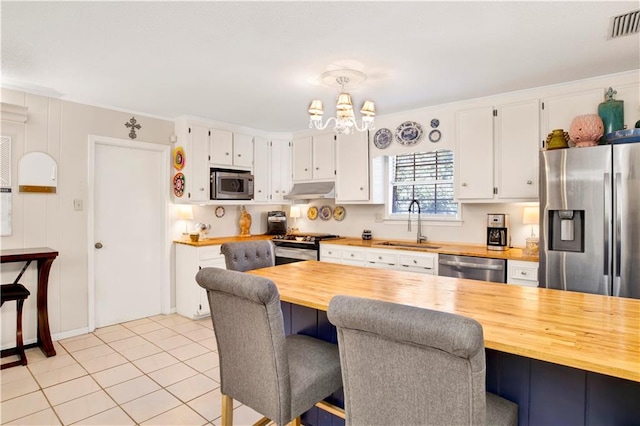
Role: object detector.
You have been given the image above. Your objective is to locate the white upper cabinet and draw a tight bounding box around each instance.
[336,132,369,202]
[173,120,210,203]
[456,99,540,201]
[253,137,291,203]
[292,133,335,182]
[209,129,233,165]
[210,129,254,169]
[253,136,270,203]
[233,133,254,168]
[496,100,540,199]
[456,107,494,200]
[270,139,292,202]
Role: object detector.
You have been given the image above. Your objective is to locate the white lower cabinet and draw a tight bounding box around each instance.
[321,244,438,274]
[398,253,438,275]
[320,244,365,266]
[176,244,226,319]
[507,260,539,287]
[366,249,398,269]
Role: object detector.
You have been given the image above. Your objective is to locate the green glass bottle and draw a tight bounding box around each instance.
[598,87,624,143]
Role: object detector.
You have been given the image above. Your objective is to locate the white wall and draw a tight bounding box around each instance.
[1,88,174,348]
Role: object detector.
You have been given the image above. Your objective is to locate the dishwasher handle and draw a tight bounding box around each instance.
[438,259,504,271]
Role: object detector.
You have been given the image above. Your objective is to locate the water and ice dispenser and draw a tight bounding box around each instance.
[547,210,584,252]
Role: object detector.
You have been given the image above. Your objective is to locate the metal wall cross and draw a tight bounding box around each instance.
[125,117,142,139]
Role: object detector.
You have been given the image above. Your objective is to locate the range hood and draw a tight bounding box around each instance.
[284,181,335,201]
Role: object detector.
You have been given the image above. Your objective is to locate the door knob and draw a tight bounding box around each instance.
[95,242,103,249]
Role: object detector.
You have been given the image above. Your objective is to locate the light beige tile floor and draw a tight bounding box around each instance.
[0,314,264,425]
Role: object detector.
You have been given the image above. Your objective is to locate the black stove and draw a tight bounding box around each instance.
[272,233,341,264]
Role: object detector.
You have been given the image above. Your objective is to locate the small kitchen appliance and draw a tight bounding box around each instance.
[267,211,287,235]
[210,169,254,200]
[486,214,510,251]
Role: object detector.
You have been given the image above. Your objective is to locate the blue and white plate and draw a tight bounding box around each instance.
[607,129,640,144]
[395,121,424,145]
[373,128,393,149]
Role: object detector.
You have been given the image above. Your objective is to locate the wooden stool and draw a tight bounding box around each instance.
[1,283,31,369]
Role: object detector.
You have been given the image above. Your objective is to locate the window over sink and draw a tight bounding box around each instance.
[389,150,458,219]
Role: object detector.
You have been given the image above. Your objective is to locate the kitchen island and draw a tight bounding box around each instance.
[248,261,639,426]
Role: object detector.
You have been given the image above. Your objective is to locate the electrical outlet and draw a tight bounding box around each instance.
[73,199,83,211]
[375,213,383,223]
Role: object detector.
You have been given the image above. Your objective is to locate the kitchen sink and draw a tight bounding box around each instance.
[374,241,441,249]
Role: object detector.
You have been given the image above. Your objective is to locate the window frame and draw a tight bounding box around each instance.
[385,150,461,223]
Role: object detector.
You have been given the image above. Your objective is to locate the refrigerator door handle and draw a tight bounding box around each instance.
[613,173,622,296]
[604,173,611,293]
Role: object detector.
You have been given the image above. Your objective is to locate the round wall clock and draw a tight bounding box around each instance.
[429,129,442,143]
[215,206,225,218]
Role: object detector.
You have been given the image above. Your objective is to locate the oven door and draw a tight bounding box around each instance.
[275,246,317,265]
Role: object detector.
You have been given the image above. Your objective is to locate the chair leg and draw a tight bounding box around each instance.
[221,394,233,426]
[286,417,301,426]
[16,298,27,366]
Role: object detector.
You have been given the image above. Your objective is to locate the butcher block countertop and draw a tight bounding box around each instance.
[248,261,640,382]
[174,234,273,247]
[323,237,539,262]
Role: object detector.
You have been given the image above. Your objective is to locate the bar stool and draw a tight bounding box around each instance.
[1,283,31,369]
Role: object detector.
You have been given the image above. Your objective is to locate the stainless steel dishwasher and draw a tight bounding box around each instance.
[438,254,507,283]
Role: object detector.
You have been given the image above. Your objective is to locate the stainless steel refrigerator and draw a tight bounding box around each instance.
[539,142,640,299]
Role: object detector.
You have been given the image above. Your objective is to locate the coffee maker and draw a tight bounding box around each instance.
[487,214,511,251]
[267,211,287,235]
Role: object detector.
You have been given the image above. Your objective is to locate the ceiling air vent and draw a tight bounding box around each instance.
[609,9,640,39]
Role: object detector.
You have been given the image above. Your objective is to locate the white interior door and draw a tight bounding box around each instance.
[92,138,168,328]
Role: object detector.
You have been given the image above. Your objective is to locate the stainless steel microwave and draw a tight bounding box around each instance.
[210,169,254,200]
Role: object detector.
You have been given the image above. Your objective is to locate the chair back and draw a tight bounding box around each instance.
[220,241,275,272]
[328,295,487,425]
[196,267,291,423]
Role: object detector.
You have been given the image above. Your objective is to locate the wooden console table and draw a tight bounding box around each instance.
[1,247,59,357]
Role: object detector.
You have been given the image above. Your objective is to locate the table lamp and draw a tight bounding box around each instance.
[177,205,194,235]
[522,206,539,256]
[289,206,301,233]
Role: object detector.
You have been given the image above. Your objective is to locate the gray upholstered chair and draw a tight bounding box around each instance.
[196,267,343,426]
[220,240,275,272]
[327,295,518,426]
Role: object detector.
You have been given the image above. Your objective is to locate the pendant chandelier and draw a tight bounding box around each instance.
[308,69,375,135]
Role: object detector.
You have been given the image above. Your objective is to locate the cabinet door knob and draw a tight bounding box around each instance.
[304,168,308,171]
[461,183,467,187]
[199,187,205,191]
[275,190,279,193]
[316,167,319,170]
[351,253,354,257]
[521,271,527,275]
[94,242,103,249]
[258,189,262,193]
[360,187,364,190]
[226,152,230,156]
[527,180,533,185]
[413,259,417,264]
[378,256,382,260]
[238,154,241,157]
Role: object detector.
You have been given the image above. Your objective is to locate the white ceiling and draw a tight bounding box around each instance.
[2,1,639,132]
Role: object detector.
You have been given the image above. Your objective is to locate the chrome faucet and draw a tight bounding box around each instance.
[408,199,427,244]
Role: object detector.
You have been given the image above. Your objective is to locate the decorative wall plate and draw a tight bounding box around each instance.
[307,206,318,220]
[429,129,442,143]
[173,146,185,170]
[173,173,185,197]
[319,205,332,221]
[215,206,225,218]
[333,206,346,221]
[430,118,440,128]
[395,121,424,145]
[373,128,393,149]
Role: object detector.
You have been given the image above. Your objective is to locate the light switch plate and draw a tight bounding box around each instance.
[74,199,83,211]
